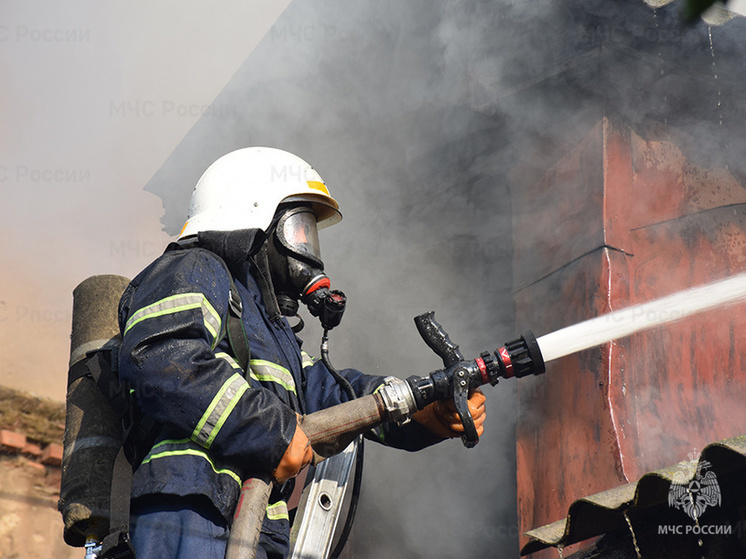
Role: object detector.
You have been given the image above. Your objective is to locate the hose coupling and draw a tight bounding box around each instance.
[378,377,418,425]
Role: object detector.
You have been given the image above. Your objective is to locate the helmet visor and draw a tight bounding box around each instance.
[276,207,322,263]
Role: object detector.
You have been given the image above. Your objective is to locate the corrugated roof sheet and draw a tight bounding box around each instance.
[521,434,746,555]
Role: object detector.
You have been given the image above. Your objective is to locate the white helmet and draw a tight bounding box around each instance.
[178,147,342,239]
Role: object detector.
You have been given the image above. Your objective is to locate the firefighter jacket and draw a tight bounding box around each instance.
[117,232,441,552]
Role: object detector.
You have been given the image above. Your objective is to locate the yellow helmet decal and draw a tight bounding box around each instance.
[306,180,330,196]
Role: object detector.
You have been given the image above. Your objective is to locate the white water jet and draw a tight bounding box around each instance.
[536,273,746,363]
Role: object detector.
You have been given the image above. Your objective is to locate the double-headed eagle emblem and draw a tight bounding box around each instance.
[668,460,721,520]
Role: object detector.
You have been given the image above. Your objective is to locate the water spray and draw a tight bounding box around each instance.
[536,272,746,363]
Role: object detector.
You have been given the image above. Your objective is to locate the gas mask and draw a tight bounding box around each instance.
[267,205,346,331]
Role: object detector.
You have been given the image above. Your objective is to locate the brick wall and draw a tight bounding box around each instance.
[0,388,78,558]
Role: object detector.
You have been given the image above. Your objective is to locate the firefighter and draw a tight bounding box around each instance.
[117,147,487,559]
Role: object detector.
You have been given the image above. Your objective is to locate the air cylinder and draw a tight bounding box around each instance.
[58,275,131,547]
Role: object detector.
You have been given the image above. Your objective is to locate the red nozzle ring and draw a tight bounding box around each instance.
[475,357,490,385]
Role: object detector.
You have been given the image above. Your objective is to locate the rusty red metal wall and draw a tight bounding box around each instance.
[512,117,746,555]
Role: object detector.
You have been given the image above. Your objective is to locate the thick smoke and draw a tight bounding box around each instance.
[141,0,746,556]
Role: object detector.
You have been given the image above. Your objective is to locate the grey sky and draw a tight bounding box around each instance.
[0,1,291,399]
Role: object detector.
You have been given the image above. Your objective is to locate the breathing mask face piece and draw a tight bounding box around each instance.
[267,205,346,330]
[268,206,328,314]
[275,207,323,269]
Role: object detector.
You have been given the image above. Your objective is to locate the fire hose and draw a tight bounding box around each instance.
[225,312,546,559]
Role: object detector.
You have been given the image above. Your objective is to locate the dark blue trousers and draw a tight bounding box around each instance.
[129,496,278,559]
[130,496,232,559]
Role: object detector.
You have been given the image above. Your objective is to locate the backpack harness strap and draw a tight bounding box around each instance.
[226,275,251,371]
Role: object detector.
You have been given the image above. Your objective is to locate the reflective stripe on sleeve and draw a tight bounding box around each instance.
[191,372,249,448]
[141,438,242,485]
[123,292,222,346]
[249,360,297,394]
[266,500,289,521]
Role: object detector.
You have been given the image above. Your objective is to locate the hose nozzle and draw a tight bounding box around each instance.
[493,331,546,380]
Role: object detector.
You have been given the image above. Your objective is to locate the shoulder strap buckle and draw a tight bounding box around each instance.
[229,283,243,317]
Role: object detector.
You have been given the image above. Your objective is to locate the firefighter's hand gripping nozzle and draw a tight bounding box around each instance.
[405,311,547,447]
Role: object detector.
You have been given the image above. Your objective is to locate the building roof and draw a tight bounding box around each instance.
[521,434,746,555]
